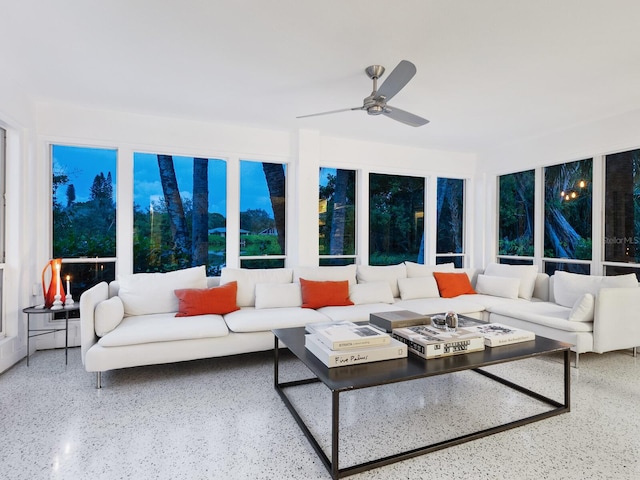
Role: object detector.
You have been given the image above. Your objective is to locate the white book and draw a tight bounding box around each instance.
[462,323,535,347]
[310,323,391,350]
[392,325,485,359]
[305,334,407,368]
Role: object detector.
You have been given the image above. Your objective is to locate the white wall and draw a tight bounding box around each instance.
[475,107,640,269]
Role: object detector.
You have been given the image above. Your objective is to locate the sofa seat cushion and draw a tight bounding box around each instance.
[458,294,528,310]
[487,302,593,333]
[98,313,229,347]
[393,297,486,316]
[224,307,328,333]
[317,303,405,322]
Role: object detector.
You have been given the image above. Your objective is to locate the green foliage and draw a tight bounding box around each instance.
[240,209,274,234]
[241,234,281,256]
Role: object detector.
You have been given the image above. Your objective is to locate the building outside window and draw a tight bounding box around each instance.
[436,177,465,267]
[497,169,535,266]
[133,153,226,275]
[319,167,356,266]
[543,159,593,275]
[369,173,424,265]
[52,145,117,301]
[239,160,286,269]
[604,148,640,280]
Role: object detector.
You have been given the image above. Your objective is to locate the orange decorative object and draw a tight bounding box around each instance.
[42,259,66,308]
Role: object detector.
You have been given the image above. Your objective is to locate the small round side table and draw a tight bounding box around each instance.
[22,304,80,366]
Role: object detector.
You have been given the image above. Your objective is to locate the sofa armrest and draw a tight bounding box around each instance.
[79,282,109,366]
[593,287,640,353]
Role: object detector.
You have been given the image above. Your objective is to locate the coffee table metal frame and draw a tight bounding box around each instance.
[273,326,571,480]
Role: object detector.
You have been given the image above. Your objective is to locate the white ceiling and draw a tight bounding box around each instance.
[4,0,640,152]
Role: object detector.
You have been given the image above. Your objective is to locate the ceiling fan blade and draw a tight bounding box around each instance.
[297,106,363,119]
[383,105,429,127]
[375,60,416,102]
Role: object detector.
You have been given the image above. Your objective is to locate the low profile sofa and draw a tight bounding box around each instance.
[80,262,640,387]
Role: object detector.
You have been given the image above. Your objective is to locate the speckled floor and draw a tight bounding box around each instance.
[1,347,639,480]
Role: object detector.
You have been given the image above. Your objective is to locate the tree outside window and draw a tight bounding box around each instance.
[436,178,464,267]
[498,170,535,258]
[319,168,356,266]
[369,173,424,265]
[133,153,226,275]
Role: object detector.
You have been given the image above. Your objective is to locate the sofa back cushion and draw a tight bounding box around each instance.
[255,283,302,309]
[293,265,357,285]
[397,276,440,300]
[483,263,538,300]
[220,267,293,307]
[553,271,638,308]
[118,265,207,316]
[405,261,455,278]
[356,264,406,298]
[475,274,519,299]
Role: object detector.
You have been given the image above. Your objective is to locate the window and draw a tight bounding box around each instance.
[319,168,356,266]
[0,127,4,334]
[133,153,227,275]
[52,145,117,299]
[604,149,640,280]
[436,178,465,267]
[239,160,286,269]
[369,173,424,265]
[543,159,592,275]
[498,170,535,261]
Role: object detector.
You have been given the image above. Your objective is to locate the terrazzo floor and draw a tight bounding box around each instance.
[1,346,639,480]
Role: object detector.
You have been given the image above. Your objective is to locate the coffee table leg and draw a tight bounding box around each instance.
[332,390,340,480]
[273,335,279,388]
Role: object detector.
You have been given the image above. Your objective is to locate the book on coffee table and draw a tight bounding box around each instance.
[305,334,407,367]
[369,310,431,332]
[461,323,535,347]
[392,324,485,359]
[309,322,391,350]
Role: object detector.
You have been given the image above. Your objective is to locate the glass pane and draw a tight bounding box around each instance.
[605,149,640,264]
[437,178,464,254]
[54,261,116,319]
[544,261,590,276]
[604,264,640,281]
[133,153,227,275]
[498,170,535,256]
[319,168,356,256]
[369,173,424,265]
[498,257,534,266]
[544,159,593,260]
[52,145,117,258]
[240,258,285,269]
[240,161,286,257]
[436,255,463,268]
[319,257,356,266]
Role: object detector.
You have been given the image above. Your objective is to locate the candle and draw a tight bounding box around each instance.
[55,263,61,296]
[66,275,71,296]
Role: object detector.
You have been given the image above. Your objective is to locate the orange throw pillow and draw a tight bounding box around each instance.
[300,278,354,309]
[174,281,240,316]
[432,272,476,298]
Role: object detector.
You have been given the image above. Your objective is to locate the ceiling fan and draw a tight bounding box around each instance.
[297,60,429,127]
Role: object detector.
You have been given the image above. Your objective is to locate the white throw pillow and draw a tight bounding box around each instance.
[293,265,357,285]
[554,271,638,308]
[349,282,395,305]
[568,293,595,322]
[254,282,302,309]
[475,274,520,299]
[484,263,539,300]
[118,265,207,316]
[94,296,125,337]
[397,276,441,300]
[405,261,455,278]
[220,267,293,307]
[356,264,407,298]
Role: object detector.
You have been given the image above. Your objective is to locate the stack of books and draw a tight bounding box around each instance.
[461,322,535,346]
[305,321,408,368]
[392,324,485,359]
[369,310,431,332]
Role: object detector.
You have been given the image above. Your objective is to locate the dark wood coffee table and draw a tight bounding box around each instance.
[273,325,571,479]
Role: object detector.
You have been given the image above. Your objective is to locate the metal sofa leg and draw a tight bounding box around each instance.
[96,372,102,389]
[574,352,579,369]
[634,347,637,358]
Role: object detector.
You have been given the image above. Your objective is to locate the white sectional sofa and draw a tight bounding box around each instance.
[80,262,640,387]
